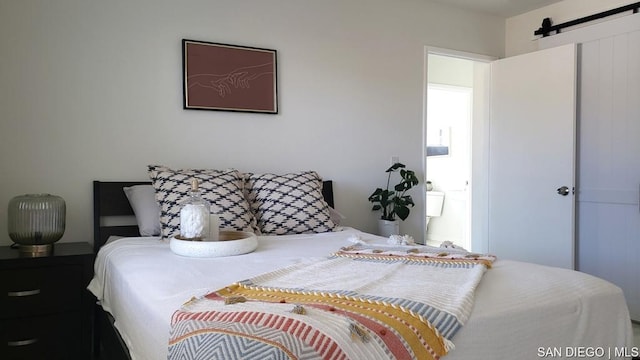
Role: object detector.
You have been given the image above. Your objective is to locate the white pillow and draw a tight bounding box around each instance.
[123,185,161,236]
[328,207,346,226]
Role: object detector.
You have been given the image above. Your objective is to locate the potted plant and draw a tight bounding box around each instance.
[368,163,419,236]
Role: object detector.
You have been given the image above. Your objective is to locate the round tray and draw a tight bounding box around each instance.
[170,231,258,258]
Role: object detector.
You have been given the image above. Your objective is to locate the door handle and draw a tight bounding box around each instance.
[7,338,38,347]
[7,289,40,297]
[557,186,570,196]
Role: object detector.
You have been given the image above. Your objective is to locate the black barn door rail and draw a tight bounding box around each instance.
[535,2,640,37]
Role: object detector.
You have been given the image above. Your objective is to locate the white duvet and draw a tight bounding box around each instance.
[88,228,632,360]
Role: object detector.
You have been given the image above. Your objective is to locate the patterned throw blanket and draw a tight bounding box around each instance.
[168,245,495,360]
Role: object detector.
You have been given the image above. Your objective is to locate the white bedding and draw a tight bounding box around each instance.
[88,228,633,360]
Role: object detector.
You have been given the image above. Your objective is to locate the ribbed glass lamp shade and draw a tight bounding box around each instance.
[8,194,66,248]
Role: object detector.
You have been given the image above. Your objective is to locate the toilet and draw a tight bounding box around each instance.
[426,191,445,228]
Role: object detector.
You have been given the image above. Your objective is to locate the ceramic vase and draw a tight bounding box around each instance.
[378,219,400,237]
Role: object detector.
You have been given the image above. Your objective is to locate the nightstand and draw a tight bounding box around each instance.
[0,242,94,359]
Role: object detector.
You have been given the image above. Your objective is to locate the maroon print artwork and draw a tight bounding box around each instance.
[183,39,278,113]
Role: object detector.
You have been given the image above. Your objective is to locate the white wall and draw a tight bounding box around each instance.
[506,0,637,56]
[425,82,472,194]
[427,55,474,87]
[0,0,504,246]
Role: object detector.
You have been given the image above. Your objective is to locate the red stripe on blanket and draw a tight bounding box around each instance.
[308,303,414,360]
[171,308,347,360]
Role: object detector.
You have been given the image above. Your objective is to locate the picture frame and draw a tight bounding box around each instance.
[182,39,278,114]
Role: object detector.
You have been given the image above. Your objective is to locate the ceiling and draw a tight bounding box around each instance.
[429,0,565,17]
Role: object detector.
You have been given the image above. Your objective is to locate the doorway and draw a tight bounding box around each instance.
[426,84,471,249]
[424,48,492,252]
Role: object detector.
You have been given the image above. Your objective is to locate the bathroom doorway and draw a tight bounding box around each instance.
[424,48,493,252]
[426,84,471,249]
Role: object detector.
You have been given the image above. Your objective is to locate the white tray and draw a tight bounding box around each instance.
[170,231,258,258]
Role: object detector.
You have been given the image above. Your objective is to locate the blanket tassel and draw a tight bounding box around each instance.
[291,304,307,315]
[224,296,247,305]
[349,322,370,343]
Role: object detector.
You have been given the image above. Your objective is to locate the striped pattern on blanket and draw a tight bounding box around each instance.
[168,246,495,360]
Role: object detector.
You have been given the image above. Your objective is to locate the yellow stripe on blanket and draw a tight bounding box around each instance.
[215,283,447,360]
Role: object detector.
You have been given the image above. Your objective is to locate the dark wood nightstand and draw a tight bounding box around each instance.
[0,242,94,359]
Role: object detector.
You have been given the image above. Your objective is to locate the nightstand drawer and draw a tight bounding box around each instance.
[0,312,82,359]
[0,265,83,319]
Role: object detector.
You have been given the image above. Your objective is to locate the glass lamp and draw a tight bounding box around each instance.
[8,194,66,256]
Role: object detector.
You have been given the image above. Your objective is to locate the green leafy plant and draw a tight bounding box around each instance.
[368,163,419,221]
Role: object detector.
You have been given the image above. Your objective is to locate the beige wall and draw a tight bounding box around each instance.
[506,0,637,56]
[0,0,504,246]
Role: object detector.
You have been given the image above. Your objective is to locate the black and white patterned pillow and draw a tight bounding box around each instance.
[148,165,258,238]
[245,171,336,235]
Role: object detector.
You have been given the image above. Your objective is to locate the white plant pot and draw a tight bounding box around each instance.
[378,219,400,237]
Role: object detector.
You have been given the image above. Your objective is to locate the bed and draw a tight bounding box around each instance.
[89,176,634,360]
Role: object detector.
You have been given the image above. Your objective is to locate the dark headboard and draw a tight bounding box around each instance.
[93,180,335,253]
[93,181,149,253]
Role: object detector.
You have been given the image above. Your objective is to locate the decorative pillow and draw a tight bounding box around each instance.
[148,165,258,238]
[123,185,161,236]
[245,171,337,235]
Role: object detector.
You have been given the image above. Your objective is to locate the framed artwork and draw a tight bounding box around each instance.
[182,39,278,114]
